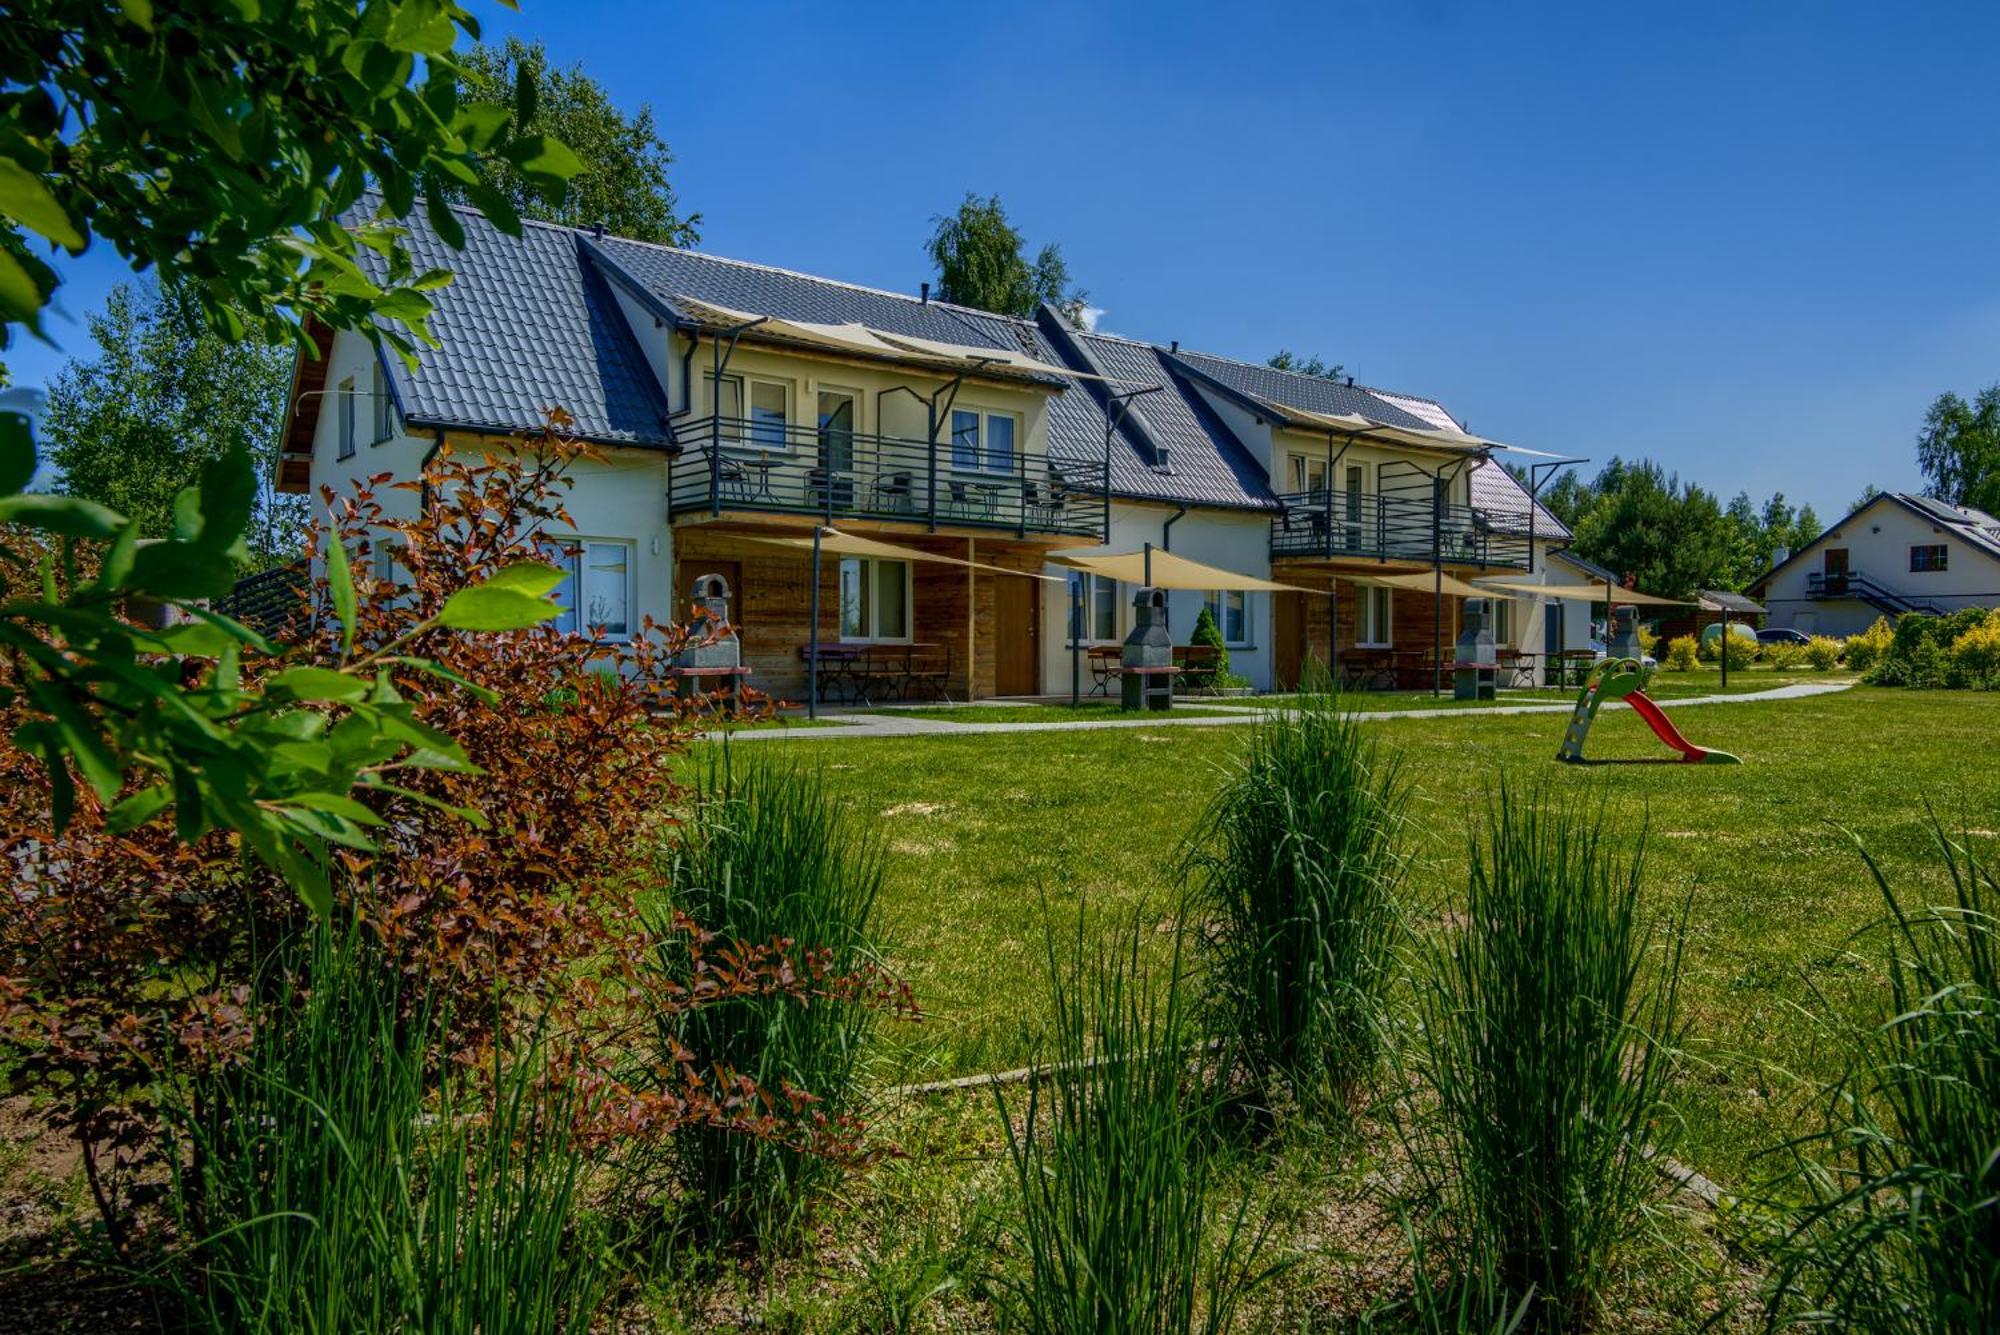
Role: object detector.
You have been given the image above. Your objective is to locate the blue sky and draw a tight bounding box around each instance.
[16,2,1999,517]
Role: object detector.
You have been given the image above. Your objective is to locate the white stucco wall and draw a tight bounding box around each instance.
[1758,497,2000,636]
[305,330,678,632]
[1037,500,1276,695]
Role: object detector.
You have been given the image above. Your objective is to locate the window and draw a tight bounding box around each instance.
[838,556,909,641]
[1204,589,1250,645]
[817,389,858,472]
[370,361,395,443]
[1070,572,1118,643]
[950,410,980,470]
[336,376,356,459]
[1344,465,1364,520]
[950,409,1019,472]
[551,540,634,639]
[1290,456,1327,497]
[1911,544,1949,573]
[1489,596,1516,646]
[1357,586,1392,647]
[748,379,789,447]
[711,374,743,426]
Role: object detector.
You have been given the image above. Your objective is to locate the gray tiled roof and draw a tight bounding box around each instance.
[1471,461,1571,540]
[1166,349,1441,430]
[354,201,672,447]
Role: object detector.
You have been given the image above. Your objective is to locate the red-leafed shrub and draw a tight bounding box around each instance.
[1,412,901,1257]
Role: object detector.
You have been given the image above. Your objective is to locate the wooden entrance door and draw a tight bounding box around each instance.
[677,558,742,627]
[994,574,1040,696]
[1273,591,1304,690]
[1822,548,1849,595]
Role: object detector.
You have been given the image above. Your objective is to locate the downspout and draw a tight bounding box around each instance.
[1160,504,1188,551]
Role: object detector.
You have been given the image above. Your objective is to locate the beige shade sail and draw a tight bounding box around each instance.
[673,294,1112,383]
[1350,569,1497,600]
[1271,402,1507,455]
[1049,546,1322,594]
[736,527,1065,582]
[1475,577,1689,606]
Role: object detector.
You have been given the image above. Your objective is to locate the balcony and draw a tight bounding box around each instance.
[668,416,1107,540]
[1270,489,1531,569]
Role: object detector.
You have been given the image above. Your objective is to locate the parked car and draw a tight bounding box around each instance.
[1756,627,1810,646]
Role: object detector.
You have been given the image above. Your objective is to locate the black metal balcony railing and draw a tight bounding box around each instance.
[1805,569,1943,615]
[668,416,1107,539]
[1270,489,1532,569]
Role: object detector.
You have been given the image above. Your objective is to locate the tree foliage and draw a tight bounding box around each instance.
[926,193,1088,326]
[43,278,306,566]
[1916,384,2000,515]
[1266,350,1346,381]
[457,37,699,247]
[1537,458,1823,596]
[0,0,580,375]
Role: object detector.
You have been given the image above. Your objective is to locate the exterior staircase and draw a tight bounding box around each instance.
[1805,570,1943,617]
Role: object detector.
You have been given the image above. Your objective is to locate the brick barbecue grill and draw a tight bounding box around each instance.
[1455,597,1497,701]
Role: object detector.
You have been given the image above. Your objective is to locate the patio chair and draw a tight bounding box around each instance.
[716,455,754,503]
[1175,644,1222,695]
[1024,478,1065,526]
[871,470,914,514]
[943,479,992,520]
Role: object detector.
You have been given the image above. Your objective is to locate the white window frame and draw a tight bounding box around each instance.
[709,373,794,449]
[1490,596,1516,647]
[1357,586,1393,648]
[370,360,396,444]
[1205,588,1252,646]
[950,407,1021,475]
[1070,572,1120,645]
[550,538,636,641]
[1289,455,1327,497]
[837,556,912,643]
[336,375,356,459]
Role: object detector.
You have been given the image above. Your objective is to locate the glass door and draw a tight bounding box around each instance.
[817,389,857,510]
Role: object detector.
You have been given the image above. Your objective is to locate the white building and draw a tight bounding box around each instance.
[278,198,1575,697]
[1751,492,2000,637]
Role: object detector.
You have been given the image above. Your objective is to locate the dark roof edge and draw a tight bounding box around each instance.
[403,412,679,453]
[1160,352,1288,425]
[581,237,696,332]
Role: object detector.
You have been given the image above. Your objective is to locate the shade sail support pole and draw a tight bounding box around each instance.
[1070,575,1082,706]
[1100,385,1165,545]
[807,525,823,721]
[705,317,768,518]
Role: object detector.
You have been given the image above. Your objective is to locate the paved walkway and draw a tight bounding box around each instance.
[715,680,1854,742]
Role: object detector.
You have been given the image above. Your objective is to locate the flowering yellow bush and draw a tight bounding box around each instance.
[1842,616,1894,673]
[1763,641,1806,669]
[1665,635,1700,671]
[1803,635,1844,671]
[1950,611,2000,688]
[1637,625,1659,658]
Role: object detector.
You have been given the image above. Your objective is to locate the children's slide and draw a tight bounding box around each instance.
[1557,657,1740,765]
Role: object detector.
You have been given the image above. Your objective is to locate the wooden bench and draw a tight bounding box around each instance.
[662,664,753,710]
[1174,644,1222,695]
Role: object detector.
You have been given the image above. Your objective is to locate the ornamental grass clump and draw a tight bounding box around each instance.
[1403,783,1686,1332]
[1181,671,1408,1112]
[1757,818,2000,1332]
[655,748,902,1247]
[997,912,1277,1335]
[160,925,610,1334]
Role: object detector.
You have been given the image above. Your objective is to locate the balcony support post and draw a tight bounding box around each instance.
[1101,385,1164,546]
[704,317,768,518]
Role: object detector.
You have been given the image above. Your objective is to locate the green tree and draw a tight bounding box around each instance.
[1266,350,1346,380]
[1849,483,1884,514]
[1791,503,1822,552]
[44,279,305,567]
[0,0,581,375]
[1567,460,1733,598]
[457,38,699,246]
[1916,385,2000,514]
[925,193,1088,326]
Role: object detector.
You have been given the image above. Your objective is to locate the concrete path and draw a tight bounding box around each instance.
[714,680,1854,742]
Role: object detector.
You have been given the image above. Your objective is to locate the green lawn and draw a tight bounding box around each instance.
[1209,665,1853,712]
[849,700,1242,724]
[734,684,1998,1191]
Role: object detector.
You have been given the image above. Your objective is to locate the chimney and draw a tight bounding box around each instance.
[1169,340,1179,354]
[920,281,930,305]
[592,222,605,240]
[1345,375,1355,386]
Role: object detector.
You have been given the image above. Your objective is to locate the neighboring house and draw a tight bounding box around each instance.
[1749,492,2000,637]
[278,199,1576,696]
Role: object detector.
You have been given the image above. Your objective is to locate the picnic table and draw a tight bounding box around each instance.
[1495,648,1538,688]
[801,643,951,704]
[662,664,752,709]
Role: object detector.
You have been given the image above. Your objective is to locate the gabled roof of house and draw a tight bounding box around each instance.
[1470,460,1571,540]
[348,200,674,448]
[1164,348,1443,432]
[1751,490,2000,591]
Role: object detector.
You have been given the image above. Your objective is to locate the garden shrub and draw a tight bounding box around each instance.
[1948,610,2000,689]
[1719,628,1756,670]
[1182,674,1408,1110]
[1636,625,1659,659]
[997,911,1276,1334]
[1868,612,1952,687]
[1841,616,1894,673]
[1759,820,2000,1332]
[1191,603,1231,678]
[1663,636,1700,672]
[1802,635,1844,671]
[1402,783,1685,1332]
[1761,640,1806,670]
[655,749,904,1246]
